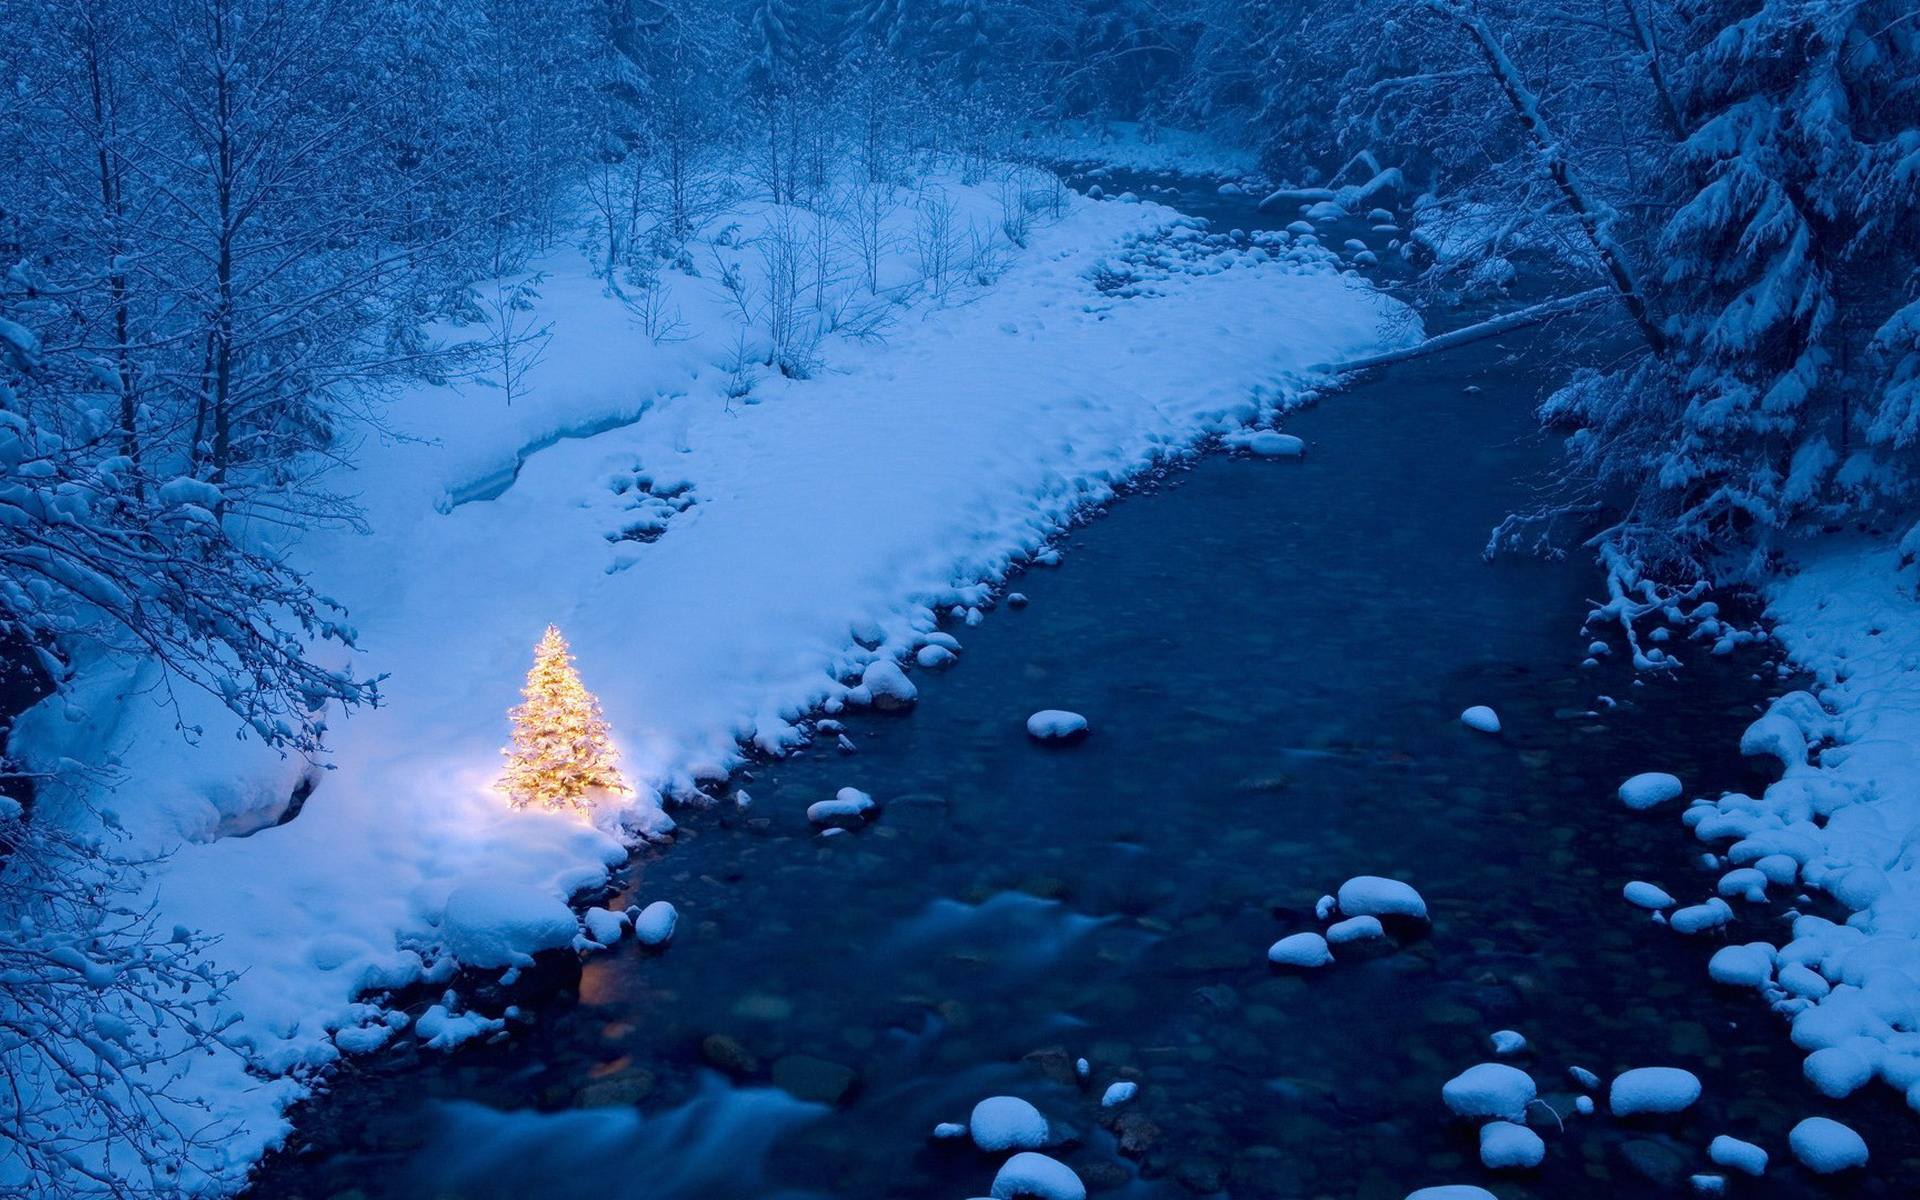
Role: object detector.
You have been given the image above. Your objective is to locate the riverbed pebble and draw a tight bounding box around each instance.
[1267,932,1333,968]
[1609,1067,1701,1116]
[1623,881,1675,910]
[990,1152,1086,1200]
[1460,706,1501,733]
[970,1096,1049,1152]
[632,900,678,947]
[1788,1117,1867,1173]
[1708,1135,1768,1176]
[1442,1063,1536,1122]
[1026,710,1090,743]
[1479,1120,1545,1169]
[1619,772,1683,810]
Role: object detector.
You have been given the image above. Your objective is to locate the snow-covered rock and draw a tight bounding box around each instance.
[1803,1045,1874,1098]
[1669,898,1733,934]
[1441,1063,1535,1122]
[1223,428,1305,458]
[932,1121,968,1139]
[1489,1030,1526,1056]
[632,900,678,947]
[859,658,917,711]
[1708,1135,1767,1176]
[1267,932,1333,968]
[1623,880,1675,909]
[1405,1188,1496,1200]
[1478,1120,1545,1169]
[440,882,579,969]
[808,787,877,826]
[969,1096,1049,1152]
[582,906,628,946]
[1025,710,1089,742]
[1459,706,1501,733]
[1326,915,1385,944]
[1716,867,1769,902]
[1788,1117,1867,1173]
[1707,943,1773,987]
[990,1152,1085,1200]
[1336,875,1428,923]
[1618,772,1683,810]
[1609,1067,1701,1117]
[1100,1081,1137,1107]
[916,644,958,669]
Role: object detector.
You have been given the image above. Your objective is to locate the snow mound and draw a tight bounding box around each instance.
[582,906,627,946]
[808,787,877,826]
[1223,428,1305,458]
[1460,706,1500,733]
[1619,772,1683,810]
[1707,943,1773,987]
[1609,1067,1701,1117]
[858,658,917,711]
[1478,1120,1545,1169]
[1025,710,1090,742]
[1788,1117,1867,1173]
[1441,1063,1535,1122]
[1623,880,1675,909]
[1708,1135,1767,1176]
[1327,915,1385,944]
[990,1152,1085,1200]
[1267,932,1333,968]
[632,900,678,947]
[1336,875,1428,923]
[969,1095,1049,1152]
[440,882,578,969]
[1803,1045,1873,1098]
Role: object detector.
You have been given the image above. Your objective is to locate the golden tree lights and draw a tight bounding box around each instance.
[499,625,629,812]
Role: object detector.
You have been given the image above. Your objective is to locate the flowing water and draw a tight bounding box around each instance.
[249,176,1920,1200]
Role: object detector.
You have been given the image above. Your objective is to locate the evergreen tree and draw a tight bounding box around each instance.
[500,626,629,812]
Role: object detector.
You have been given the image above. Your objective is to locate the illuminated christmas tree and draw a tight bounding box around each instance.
[500,625,628,812]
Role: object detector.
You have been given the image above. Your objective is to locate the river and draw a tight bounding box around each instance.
[246,173,1920,1200]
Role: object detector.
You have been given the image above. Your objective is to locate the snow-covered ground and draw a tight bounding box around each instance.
[1684,539,1920,1115]
[9,164,1406,1190]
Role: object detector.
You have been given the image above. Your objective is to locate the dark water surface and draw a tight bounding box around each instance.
[249,182,1920,1200]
